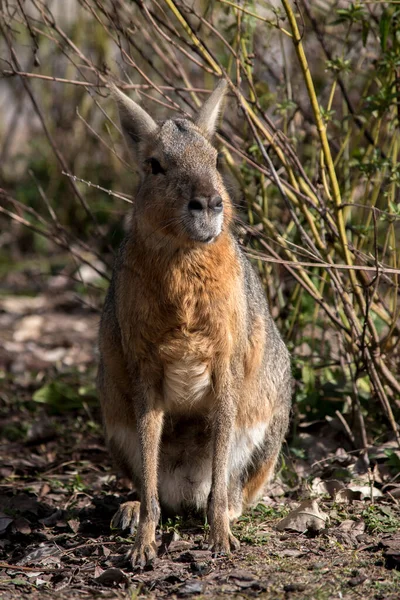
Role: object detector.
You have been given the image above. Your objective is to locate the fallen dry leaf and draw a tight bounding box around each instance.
[276,499,329,534]
[94,567,129,587]
[12,517,31,535]
[17,543,62,567]
[311,477,346,498]
[380,534,400,570]
[0,513,13,534]
[336,485,383,502]
[330,519,366,547]
[67,519,80,533]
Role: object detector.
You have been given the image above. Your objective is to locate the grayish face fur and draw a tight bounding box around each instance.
[111,80,230,247]
[138,118,226,245]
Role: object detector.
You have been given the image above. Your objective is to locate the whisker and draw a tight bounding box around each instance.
[140,216,186,246]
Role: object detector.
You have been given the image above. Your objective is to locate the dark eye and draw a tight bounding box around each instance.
[146,158,166,175]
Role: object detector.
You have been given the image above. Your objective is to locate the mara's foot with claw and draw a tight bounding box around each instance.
[209,526,240,556]
[110,501,141,535]
[127,539,157,568]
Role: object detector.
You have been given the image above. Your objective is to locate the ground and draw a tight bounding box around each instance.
[0,291,399,600]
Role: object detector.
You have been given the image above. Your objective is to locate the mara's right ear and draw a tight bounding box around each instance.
[109,83,158,153]
[196,79,227,138]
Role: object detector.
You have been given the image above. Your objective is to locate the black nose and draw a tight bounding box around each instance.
[188,195,223,213]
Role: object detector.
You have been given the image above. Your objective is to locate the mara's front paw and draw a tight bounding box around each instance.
[128,539,157,568]
[111,501,140,534]
[209,528,240,556]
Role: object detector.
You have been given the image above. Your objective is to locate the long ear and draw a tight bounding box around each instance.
[109,83,158,151]
[196,79,227,138]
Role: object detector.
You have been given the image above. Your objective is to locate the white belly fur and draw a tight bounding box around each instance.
[229,423,268,476]
[108,421,268,513]
[160,422,268,512]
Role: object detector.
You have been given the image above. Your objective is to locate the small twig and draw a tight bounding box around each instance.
[335,410,356,446]
[62,172,133,203]
[218,0,292,35]
[1,69,213,93]
[0,562,65,573]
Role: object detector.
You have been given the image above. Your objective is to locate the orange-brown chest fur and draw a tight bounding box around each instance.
[116,233,243,401]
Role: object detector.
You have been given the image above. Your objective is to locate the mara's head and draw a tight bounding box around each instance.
[111,81,232,247]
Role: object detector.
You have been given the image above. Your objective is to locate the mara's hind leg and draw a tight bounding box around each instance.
[98,364,143,536]
[107,429,143,536]
[106,433,143,536]
[228,450,279,520]
[228,478,243,521]
[242,408,289,507]
[243,453,280,506]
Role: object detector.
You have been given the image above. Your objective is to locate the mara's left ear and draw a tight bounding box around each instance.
[196,79,227,138]
[109,83,158,155]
